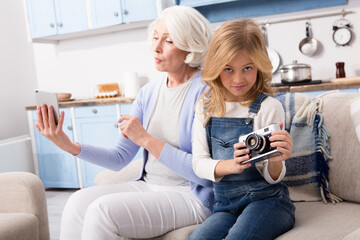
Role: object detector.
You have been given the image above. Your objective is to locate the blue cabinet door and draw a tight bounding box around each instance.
[90,0,157,28]
[26,0,88,38]
[75,105,120,187]
[121,0,157,23]
[26,0,57,38]
[32,108,79,188]
[90,0,123,28]
[176,0,347,23]
[53,0,88,35]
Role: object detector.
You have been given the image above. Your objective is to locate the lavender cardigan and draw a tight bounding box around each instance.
[78,71,214,211]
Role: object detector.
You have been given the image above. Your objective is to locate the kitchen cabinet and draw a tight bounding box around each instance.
[32,108,79,188]
[26,0,88,39]
[90,0,158,29]
[175,0,347,23]
[25,0,158,42]
[75,105,120,187]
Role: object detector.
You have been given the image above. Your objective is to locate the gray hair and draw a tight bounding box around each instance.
[148,6,212,68]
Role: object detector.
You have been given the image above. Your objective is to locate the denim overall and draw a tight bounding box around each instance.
[188,94,295,240]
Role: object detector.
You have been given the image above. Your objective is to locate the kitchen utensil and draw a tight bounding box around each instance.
[299,21,319,56]
[279,60,312,84]
[261,24,280,74]
[56,92,72,101]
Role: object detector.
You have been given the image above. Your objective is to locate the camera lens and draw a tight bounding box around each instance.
[245,134,267,153]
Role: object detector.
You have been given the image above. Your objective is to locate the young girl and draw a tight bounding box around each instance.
[188,19,295,240]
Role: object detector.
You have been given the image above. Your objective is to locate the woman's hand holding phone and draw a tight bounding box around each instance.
[35,105,81,156]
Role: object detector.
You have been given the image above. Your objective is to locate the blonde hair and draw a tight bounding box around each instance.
[201,19,273,124]
[148,6,212,68]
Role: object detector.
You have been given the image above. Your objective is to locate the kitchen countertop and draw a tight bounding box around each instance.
[25,96,135,111]
[272,79,360,94]
[25,80,360,111]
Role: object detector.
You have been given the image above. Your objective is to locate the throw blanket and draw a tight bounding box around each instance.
[275,92,341,204]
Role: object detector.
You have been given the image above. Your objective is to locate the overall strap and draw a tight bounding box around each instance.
[246,93,270,125]
[248,93,270,114]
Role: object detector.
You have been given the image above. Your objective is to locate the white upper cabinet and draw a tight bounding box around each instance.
[90,0,123,29]
[26,0,88,39]
[90,0,158,29]
[121,0,158,23]
[25,0,159,42]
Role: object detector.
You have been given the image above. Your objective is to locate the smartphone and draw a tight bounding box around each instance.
[34,89,60,125]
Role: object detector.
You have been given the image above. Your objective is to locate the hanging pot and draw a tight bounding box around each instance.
[261,24,280,73]
[299,21,319,56]
[279,60,312,84]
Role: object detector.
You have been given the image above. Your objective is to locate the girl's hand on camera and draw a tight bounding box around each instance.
[267,122,292,180]
[214,142,251,178]
[268,122,293,163]
[232,142,252,172]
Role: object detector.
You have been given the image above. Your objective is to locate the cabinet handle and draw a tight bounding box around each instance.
[49,23,55,28]
[114,11,119,17]
[122,9,128,15]
[67,126,73,131]
[114,123,119,128]
[57,22,63,27]
[92,109,98,114]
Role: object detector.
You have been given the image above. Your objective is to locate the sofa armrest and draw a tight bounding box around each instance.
[95,159,142,186]
[343,228,360,240]
[0,172,50,240]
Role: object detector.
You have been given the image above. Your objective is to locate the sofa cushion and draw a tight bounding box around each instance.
[319,92,360,203]
[350,96,360,144]
[0,213,39,240]
[276,201,360,240]
[95,159,142,185]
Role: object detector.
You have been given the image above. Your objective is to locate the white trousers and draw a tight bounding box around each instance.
[60,181,211,240]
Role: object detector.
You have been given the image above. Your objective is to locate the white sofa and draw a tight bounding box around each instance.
[95,91,360,240]
[0,172,50,240]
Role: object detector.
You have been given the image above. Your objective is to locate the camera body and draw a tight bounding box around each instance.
[238,123,282,165]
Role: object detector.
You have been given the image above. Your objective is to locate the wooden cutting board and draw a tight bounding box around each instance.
[331,76,360,84]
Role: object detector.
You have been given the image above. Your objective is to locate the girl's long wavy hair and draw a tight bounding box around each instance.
[201,19,273,125]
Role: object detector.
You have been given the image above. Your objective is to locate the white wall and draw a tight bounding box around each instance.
[249,0,360,83]
[32,27,161,99]
[0,0,38,140]
[32,0,360,98]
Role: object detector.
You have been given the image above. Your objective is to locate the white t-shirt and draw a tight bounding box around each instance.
[192,97,286,183]
[144,75,194,186]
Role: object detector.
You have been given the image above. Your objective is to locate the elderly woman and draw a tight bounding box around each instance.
[36,6,214,240]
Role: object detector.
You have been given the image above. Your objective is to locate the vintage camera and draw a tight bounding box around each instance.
[238,123,282,165]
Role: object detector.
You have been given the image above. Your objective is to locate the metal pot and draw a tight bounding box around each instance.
[279,60,312,84]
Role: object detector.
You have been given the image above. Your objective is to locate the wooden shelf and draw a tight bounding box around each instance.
[25,96,135,111]
[272,80,360,94]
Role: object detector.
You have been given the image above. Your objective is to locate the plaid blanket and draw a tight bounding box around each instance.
[275,92,341,204]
